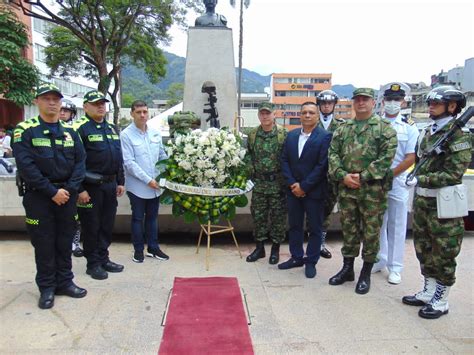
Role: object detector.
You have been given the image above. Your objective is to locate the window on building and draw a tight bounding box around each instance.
[34,43,47,62]
[274,78,290,84]
[295,78,311,84]
[33,17,53,34]
[275,91,286,97]
[289,118,301,125]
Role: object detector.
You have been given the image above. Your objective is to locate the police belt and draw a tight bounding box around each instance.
[51,181,67,188]
[254,171,281,181]
[416,187,438,198]
[84,172,116,185]
[25,181,67,192]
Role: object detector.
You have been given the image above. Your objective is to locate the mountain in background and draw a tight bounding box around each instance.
[122,52,270,104]
[122,51,357,104]
[331,84,356,99]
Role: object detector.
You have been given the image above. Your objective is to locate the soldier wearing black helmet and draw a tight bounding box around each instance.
[403,86,471,319]
[314,90,345,259]
[59,99,77,125]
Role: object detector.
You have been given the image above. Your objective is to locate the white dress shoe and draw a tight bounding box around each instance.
[388,271,401,284]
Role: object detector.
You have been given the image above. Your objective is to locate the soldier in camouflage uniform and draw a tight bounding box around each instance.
[328,88,397,294]
[402,86,471,319]
[315,90,346,259]
[245,102,288,264]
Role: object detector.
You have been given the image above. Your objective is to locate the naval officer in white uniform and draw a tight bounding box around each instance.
[373,83,419,284]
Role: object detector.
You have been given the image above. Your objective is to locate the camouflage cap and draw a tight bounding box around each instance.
[35,83,63,98]
[83,90,110,103]
[352,87,375,99]
[258,102,274,113]
[384,83,405,99]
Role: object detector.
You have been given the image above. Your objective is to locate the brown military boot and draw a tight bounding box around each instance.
[246,241,265,262]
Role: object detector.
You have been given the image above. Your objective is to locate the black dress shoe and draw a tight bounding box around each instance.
[86,265,108,280]
[103,261,124,273]
[38,291,54,309]
[55,284,87,298]
[305,263,317,278]
[320,247,332,259]
[278,258,304,270]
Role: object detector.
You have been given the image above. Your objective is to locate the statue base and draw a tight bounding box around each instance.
[183,27,238,130]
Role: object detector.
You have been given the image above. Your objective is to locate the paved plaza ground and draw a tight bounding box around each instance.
[0,231,473,354]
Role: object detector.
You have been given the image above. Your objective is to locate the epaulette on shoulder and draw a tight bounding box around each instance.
[380,117,391,124]
[73,116,89,130]
[17,117,40,130]
[402,116,415,126]
[334,117,346,123]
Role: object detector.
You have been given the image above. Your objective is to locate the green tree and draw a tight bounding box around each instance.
[0,6,40,106]
[121,93,135,108]
[166,82,184,107]
[13,0,201,124]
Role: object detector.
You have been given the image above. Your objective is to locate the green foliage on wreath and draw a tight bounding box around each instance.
[157,128,250,224]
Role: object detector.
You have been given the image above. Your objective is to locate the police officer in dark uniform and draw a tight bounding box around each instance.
[74,90,125,280]
[12,83,87,309]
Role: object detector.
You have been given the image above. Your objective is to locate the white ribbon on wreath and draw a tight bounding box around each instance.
[160,178,254,197]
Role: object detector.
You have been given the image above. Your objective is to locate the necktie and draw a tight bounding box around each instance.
[431,123,438,135]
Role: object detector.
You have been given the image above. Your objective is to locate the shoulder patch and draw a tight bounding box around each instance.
[402,116,415,125]
[450,141,471,152]
[73,117,89,130]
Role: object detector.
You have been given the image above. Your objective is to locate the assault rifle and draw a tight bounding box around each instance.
[407,106,474,182]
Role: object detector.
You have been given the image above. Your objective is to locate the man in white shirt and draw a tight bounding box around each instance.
[121,100,169,263]
[372,83,419,285]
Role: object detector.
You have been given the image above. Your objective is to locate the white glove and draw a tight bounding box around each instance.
[405,177,417,187]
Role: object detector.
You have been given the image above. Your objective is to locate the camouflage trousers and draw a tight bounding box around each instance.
[250,191,287,243]
[413,196,464,286]
[322,180,338,230]
[339,195,385,263]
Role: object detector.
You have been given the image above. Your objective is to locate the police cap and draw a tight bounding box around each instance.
[35,83,63,98]
[83,90,110,103]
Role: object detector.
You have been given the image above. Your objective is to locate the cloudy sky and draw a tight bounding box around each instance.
[165,0,474,88]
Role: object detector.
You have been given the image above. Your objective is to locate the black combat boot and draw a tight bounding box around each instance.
[269,243,280,265]
[329,257,355,285]
[246,241,265,262]
[355,261,374,294]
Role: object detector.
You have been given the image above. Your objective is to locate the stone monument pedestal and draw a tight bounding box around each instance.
[183,27,238,129]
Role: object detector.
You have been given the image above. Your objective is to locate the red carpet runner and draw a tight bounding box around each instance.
[159,277,254,355]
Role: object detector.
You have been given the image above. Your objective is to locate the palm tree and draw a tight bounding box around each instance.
[230,0,251,127]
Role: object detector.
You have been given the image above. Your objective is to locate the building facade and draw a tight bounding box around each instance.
[270,73,352,130]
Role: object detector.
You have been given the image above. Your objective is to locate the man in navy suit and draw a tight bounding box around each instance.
[279,101,332,278]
